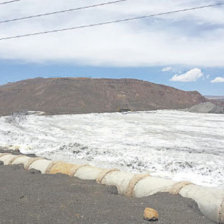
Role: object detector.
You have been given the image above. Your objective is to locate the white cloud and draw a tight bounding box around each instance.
[170,68,203,82]
[0,0,223,66]
[211,77,224,83]
[162,67,172,72]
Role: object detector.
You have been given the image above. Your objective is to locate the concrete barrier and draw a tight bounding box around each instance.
[0,153,223,224]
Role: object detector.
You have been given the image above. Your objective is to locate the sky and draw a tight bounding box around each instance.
[0,0,224,95]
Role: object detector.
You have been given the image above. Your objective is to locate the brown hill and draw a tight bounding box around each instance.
[0,77,206,115]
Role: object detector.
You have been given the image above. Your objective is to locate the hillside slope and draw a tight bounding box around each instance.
[0,78,206,115]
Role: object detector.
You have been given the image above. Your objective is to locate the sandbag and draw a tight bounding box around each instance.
[11,155,32,168]
[0,153,8,158]
[29,159,52,174]
[0,154,19,165]
[47,161,81,176]
[74,166,104,180]
[134,176,176,198]
[179,184,224,223]
[126,174,150,197]
[100,170,135,194]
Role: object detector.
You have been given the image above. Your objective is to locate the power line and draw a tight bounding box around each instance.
[0,2,223,41]
[0,0,129,24]
[0,0,22,5]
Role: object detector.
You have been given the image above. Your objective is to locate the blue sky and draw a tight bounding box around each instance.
[0,0,224,95]
[1,60,224,95]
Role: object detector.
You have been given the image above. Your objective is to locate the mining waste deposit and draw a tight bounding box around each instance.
[1,110,223,187]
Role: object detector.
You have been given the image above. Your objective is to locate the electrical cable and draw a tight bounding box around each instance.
[0,0,22,5]
[0,2,223,41]
[0,0,129,24]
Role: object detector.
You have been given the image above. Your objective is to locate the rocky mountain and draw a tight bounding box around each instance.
[0,77,206,115]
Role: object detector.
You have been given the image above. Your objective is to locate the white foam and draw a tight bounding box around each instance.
[0,110,223,187]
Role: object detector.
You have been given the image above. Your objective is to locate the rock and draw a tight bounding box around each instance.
[29,169,41,174]
[106,185,118,195]
[186,102,224,114]
[143,208,159,222]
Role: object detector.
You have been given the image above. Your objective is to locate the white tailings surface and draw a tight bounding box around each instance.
[0,110,223,187]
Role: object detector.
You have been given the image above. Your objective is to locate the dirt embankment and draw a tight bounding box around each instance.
[0,161,214,224]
